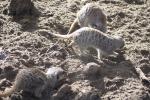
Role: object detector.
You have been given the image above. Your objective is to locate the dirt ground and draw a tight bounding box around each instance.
[0,0,150,100]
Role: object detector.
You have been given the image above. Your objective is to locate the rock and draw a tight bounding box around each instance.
[139,63,150,74]
[67,0,80,12]
[104,77,124,91]
[0,79,12,90]
[4,65,14,72]
[75,92,100,100]
[81,0,92,4]
[51,84,72,100]
[124,0,145,4]
[139,58,149,64]
[83,62,101,76]
[2,64,19,80]
[22,54,29,60]
[50,51,65,59]
[140,49,149,56]
[71,81,100,100]
[128,91,150,100]
[46,67,67,88]
[0,50,7,60]
[0,68,2,74]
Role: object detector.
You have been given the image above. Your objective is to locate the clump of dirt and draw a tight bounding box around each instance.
[0,0,150,100]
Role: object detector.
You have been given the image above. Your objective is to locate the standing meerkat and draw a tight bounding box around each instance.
[49,27,124,60]
[68,3,107,34]
[0,67,66,98]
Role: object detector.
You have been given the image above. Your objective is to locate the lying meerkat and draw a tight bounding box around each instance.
[49,27,124,59]
[0,67,66,98]
[68,3,107,34]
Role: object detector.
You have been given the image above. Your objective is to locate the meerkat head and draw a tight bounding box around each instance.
[91,11,107,33]
[113,35,125,49]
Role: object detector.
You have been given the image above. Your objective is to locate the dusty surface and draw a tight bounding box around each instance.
[0,0,150,100]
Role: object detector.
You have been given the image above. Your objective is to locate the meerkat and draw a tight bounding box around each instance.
[68,3,107,34]
[0,67,66,98]
[49,27,124,60]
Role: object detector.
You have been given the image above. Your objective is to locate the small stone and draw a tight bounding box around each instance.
[4,65,14,72]
[0,51,7,60]
[0,79,12,89]
[22,54,29,59]
[81,0,92,4]
[139,64,150,74]
[0,68,2,74]
[124,0,145,4]
[139,58,149,64]
[10,93,22,100]
[46,67,66,88]
[50,51,65,59]
[57,84,71,94]
[83,62,101,76]
[75,90,100,100]
[52,84,72,100]
[140,49,149,56]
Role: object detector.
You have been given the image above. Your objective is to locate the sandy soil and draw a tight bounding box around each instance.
[0,0,150,100]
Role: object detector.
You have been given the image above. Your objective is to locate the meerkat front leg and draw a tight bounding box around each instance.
[97,49,102,60]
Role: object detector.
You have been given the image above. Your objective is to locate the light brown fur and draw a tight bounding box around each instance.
[68,3,107,34]
[49,27,124,59]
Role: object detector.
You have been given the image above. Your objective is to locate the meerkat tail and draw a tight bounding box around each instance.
[49,32,73,39]
[0,85,16,97]
[67,18,79,34]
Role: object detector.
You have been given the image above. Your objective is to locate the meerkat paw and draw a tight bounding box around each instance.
[97,49,103,60]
